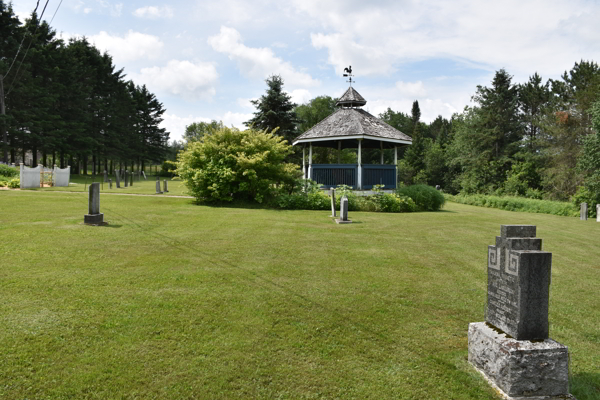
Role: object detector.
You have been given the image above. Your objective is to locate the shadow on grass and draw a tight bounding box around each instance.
[571,372,600,400]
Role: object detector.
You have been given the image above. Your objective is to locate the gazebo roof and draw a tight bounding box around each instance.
[336,86,367,107]
[292,106,413,149]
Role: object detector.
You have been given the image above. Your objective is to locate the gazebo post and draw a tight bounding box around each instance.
[357,139,362,190]
[308,142,313,180]
[338,140,341,164]
[394,145,398,186]
[302,146,306,179]
[380,141,384,165]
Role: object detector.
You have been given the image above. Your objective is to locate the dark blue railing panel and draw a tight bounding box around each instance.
[311,164,358,189]
[361,164,397,189]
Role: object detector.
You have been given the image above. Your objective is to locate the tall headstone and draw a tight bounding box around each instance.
[330,188,337,218]
[124,170,129,187]
[580,203,587,220]
[114,169,121,188]
[84,182,104,225]
[163,179,168,193]
[103,170,108,182]
[156,178,163,194]
[335,196,352,224]
[468,225,574,400]
[130,172,133,186]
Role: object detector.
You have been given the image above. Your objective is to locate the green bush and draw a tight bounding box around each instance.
[176,127,300,203]
[0,164,18,178]
[8,178,20,189]
[0,180,7,187]
[396,184,445,211]
[572,186,599,218]
[445,193,578,217]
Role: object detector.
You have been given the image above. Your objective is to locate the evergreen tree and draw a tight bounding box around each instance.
[244,75,299,145]
[404,100,426,174]
[519,73,551,151]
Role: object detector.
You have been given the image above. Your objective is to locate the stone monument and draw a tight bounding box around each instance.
[335,196,352,224]
[84,182,105,225]
[163,179,168,193]
[109,179,112,189]
[130,172,133,186]
[124,170,129,187]
[115,169,121,188]
[580,203,587,220]
[156,177,163,194]
[103,170,108,182]
[330,188,337,218]
[597,204,600,222]
[468,225,574,400]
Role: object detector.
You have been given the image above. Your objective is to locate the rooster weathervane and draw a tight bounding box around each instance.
[343,65,354,86]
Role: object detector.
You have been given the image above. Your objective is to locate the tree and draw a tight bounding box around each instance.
[244,75,299,145]
[519,73,551,151]
[404,100,426,174]
[184,120,223,142]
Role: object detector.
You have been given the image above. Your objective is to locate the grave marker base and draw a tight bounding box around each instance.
[84,213,105,225]
[468,322,573,400]
[334,219,352,224]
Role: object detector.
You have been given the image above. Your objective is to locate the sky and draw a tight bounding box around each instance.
[11,0,600,142]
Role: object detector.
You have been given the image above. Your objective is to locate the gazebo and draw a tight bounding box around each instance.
[292,86,412,190]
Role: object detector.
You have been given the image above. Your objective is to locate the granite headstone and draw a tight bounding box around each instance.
[115,169,121,188]
[84,182,104,225]
[163,179,168,193]
[580,203,588,220]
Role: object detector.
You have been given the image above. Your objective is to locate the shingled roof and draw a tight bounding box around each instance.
[336,86,366,107]
[293,87,412,149]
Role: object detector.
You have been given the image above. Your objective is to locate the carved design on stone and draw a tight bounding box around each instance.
[506,251,519,276]
[488,246,499,270]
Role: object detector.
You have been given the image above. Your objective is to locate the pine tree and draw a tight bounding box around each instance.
[244,75,299,144]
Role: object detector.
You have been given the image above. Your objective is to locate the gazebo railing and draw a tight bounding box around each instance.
[311,164,358,189]
[362,164,396,189]
[309,164,396,189]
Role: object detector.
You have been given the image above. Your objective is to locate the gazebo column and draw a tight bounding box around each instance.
[380,141,384,165]
[357,139,362,190]
[302,146,306,179]
[338,141,342,164]
[394,145,398,187]
[308,142,313,180]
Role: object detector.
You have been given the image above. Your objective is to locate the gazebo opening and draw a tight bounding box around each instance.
[292,81,412,190]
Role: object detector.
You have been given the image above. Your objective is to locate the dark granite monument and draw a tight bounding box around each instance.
[124,170,129,187]
[109,179,112,189]
[115,169,121,188]
[84,183,104,225]
[468,225,574,400]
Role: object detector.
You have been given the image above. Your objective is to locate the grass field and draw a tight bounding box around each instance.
[0,190,598,399]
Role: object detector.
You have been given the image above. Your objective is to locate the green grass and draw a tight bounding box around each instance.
[0,191,598,399]
[22,174,190,197]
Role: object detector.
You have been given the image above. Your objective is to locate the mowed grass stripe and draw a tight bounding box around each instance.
[0,191,598,399]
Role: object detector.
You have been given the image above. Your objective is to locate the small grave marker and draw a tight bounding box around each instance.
[580,202,588,220]
[156,178,163,194]
[163,179,168,193]
[335,196,352,224]
[84,182,105,225]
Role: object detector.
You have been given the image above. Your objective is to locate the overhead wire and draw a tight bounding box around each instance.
[3,0,40,77]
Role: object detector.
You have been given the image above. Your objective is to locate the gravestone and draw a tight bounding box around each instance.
[103,170,108,182]
[335,196,351,224]
[109,179,112,189]
[142,171,147,180]
[468,225,574,400]
[597,204,600,222]
[580,203,587,220]
[115,169,121,188]
[156,179,163,194]
[84,182,104,225]
[330,188,337,218]
[130,172,133,186]
[124,170,129,187]
[163,179,168,193]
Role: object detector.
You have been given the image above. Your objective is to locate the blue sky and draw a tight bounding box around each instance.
[12,0,600,142]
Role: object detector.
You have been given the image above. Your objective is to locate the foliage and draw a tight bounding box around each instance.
[244,75,299,145]
[176,126,300,203]
[7,177,20,188]
[571,186,598,218]
[396,184,445,211]
[0,164,18,178]
[184,120,224,142]
[275,180,331,210]
[446,193,578,217]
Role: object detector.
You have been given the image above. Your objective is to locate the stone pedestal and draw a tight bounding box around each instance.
[468,323,573,400]
[335,196,352,224]
[156,180,163,194]
[84,213,105,225]
[84,182,105,225]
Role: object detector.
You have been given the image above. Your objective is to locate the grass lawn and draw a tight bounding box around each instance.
[0,191,598,399]
[24,174,189,196]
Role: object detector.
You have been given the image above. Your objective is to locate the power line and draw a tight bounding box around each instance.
[6,0,52,96]
[49,0,63,25]
[3,0,41,77]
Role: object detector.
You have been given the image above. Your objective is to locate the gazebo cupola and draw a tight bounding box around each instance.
[292,69,412,190]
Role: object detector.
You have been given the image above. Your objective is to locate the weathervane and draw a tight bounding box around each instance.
[343,65,354,86]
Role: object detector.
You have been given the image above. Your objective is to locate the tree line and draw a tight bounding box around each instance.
[232,64,599,205]
[0,2,169,175]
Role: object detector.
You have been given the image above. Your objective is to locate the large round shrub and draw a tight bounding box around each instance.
[176,127,301,203]
[396,184,445,211]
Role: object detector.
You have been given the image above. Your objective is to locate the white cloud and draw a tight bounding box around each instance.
[295,0,600,79]
[89,30,163,63]
[395,81,427,97]
[135,60,219,101]
[133,6,174,19]
[236,98,257,109]
[160,112,253,141]
[288,89,312,105]
[208,26,320,88]
[221,111,253,129]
